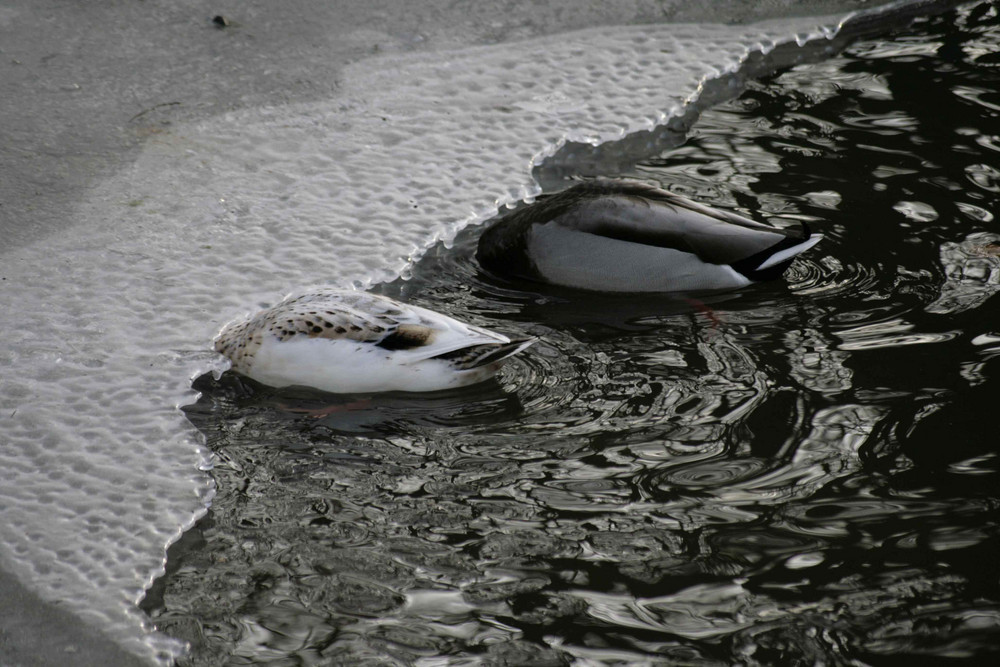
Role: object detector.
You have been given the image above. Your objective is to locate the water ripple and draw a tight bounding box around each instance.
[153,8,1000,665]
[787,254,884,298]
[835,318,960,350]
[657,458,773,489]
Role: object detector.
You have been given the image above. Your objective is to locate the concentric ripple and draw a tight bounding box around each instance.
[785,253,885,297]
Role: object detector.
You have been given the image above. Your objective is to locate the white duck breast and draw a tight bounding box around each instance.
[476,180,822,293]
[214,288,534,393]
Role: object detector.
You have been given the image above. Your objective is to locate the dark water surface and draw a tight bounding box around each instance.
[151,5,1000,665]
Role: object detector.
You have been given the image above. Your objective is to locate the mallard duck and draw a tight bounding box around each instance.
[214,288,534,393]
[477,180,822,292]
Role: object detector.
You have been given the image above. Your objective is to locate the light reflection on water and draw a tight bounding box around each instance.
[149,5,1000,665]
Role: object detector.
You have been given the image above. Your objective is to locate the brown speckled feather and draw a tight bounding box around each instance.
[213,289,533,390]
[214,290,440,374]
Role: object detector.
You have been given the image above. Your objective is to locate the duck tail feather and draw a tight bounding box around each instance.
[756,234,823,271]
[432,337,536,370]
[729,219,822,281]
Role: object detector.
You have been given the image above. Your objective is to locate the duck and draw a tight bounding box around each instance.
[214,288,535,393]
[476,180,822,293]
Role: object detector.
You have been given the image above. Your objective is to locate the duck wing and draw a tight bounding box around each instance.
[544,181,811,267]
[429,336,536,370]
[360,296,532,364]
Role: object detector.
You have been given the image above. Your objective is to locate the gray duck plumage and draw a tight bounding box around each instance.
[476,180,822,293]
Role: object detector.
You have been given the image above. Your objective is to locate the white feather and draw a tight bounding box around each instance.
[755,234,824,271]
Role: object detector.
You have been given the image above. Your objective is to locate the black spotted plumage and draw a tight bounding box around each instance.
[214,288,535,393]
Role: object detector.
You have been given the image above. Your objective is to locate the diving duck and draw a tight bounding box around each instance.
[477,180,821,292]
[214,288,534,393]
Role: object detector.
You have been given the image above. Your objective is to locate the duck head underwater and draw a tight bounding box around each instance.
[477,180,821,293]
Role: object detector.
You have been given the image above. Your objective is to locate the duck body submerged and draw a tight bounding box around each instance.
[215,288,534,393]
[477,180,822,293]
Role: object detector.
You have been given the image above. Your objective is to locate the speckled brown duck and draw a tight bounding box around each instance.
[215,288,534,393]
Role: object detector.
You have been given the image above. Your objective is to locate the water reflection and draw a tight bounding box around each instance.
[150,6,1000,665]
[187,370,527,438]
[926,231,1000,314]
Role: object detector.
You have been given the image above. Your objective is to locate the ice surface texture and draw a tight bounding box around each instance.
[0,3,955,664]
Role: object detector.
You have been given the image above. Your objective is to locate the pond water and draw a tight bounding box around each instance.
[151,5,1000,665]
